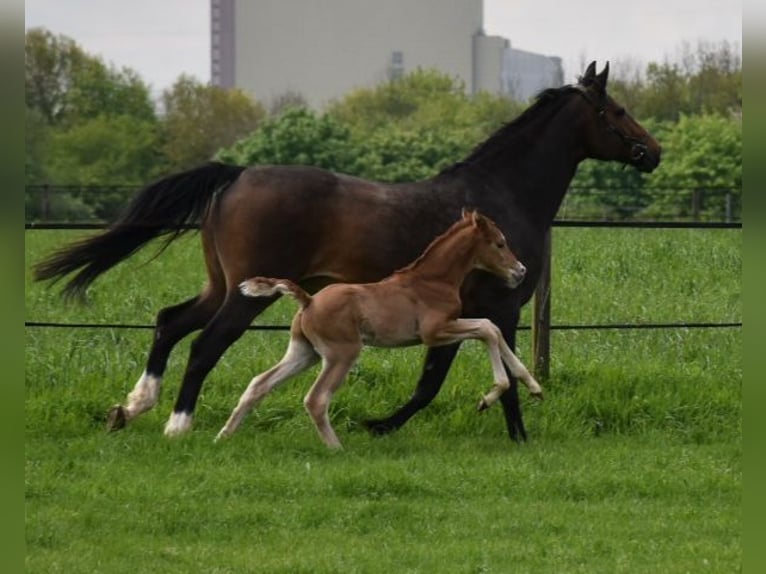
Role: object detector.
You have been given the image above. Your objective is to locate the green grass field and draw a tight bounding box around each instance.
[25,227,741,573]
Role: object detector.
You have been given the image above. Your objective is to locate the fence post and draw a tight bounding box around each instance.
[42,184,50,222]
[691,188,701,221]
[532,229,551,380]
[725,191,733,223]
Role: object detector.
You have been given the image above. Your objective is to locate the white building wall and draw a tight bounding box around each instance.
[502,48,564,102]
[231,0,482,109]
[473,33,508,94]
[212,0,564,108]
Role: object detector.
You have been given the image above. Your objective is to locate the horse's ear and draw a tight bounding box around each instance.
[594,62,610,92]
[581,61,597,85]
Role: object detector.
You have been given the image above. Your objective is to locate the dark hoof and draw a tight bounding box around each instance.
[362,418,397,436]
[106,405,127,431]
[477,399,489,412]
[532,392,544,401]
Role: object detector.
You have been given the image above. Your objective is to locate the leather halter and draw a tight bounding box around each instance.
[574,85,649,164]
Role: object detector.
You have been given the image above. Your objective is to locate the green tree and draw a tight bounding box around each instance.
[328,68,522,141]
[26,106,50,184]
[353,124,469,182]
[25,27,155,126]
[160,75,266,171]
[25,28,85,125]
[643,113,741,220]
[323,69,524,181]
[46,115,161,219]
[641,62,689,121]
[25,26,162,206]
[685,41,741,115]
[217,107,359,173]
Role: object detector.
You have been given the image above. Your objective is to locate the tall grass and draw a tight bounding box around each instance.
[25,227,741,572]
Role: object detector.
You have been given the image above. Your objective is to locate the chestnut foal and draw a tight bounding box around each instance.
[216,210,543,448]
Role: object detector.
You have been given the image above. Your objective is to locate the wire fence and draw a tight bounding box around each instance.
[24,185,742,337]
[25,184,742,225]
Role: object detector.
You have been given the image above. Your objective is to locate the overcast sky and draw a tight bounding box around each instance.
[25,0,742,97]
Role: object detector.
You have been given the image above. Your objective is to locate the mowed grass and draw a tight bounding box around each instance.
[25,227,741,573]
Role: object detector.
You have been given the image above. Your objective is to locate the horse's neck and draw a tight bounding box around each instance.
[470,109,583,226]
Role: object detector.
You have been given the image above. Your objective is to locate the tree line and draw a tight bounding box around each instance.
[25,28,741,222]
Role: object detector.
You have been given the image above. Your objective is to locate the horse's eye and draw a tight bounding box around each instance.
[615,107,626,117]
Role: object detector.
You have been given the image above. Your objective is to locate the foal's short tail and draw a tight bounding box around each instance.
[240,277,312,309]
[34,162,247,301]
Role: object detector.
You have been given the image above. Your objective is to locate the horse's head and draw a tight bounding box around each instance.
[463,209,526,289]
[574,61,661,173]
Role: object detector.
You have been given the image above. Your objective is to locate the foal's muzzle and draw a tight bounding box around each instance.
[508,262,527,288]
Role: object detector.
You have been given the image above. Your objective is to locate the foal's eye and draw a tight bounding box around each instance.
[496,242,505,249]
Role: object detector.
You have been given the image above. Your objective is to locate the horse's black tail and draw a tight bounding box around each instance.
[34,161,247,301]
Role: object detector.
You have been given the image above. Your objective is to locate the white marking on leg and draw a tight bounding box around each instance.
[124,371,161,420]
[480,378,511,409]
[216,337,319,441]
[498,341,543,399]
[164,411,193,437]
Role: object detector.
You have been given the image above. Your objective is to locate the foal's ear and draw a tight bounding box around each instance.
[461,207,474,220]
[470,211,490,233]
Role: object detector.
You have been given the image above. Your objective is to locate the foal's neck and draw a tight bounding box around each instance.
[402,227,478,288]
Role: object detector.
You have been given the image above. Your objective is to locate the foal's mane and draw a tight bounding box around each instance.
[441,85,583,173]
[392,217,476,276]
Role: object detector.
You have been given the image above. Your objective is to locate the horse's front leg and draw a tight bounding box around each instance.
[485,304,528,442]
[362,344,461,435]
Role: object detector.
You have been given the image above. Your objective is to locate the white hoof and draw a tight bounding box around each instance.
[163,412,193,437]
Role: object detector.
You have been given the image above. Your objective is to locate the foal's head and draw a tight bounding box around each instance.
[464,209,526,288]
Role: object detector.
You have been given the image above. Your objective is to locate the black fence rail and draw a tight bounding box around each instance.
[25,184,742,225]
[24,320,742,332]
[25,190,742,376]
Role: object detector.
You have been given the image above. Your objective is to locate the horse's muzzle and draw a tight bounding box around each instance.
[634,145,661,173]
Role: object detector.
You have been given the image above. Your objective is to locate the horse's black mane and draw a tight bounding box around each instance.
[440,84,583,174]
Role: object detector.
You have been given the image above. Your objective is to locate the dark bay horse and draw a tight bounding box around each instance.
[216,210,541,448]
[35,62,661,440]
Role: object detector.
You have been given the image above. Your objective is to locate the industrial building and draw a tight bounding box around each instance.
[211,0,563,108]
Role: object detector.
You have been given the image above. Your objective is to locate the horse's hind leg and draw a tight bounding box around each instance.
[216,335,319,440]
[106,290,223,430]
[363,343,461,435]
[164,291,278,436]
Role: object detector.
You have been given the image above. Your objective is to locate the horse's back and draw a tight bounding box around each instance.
[209,165,461,290]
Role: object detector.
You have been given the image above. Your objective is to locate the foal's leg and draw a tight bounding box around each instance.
[164,291,279,436]
[424,319,542,411]
[303,351,360,449]
[215,337,319,441]
[496,339,543,400]
[106,290,223,431]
